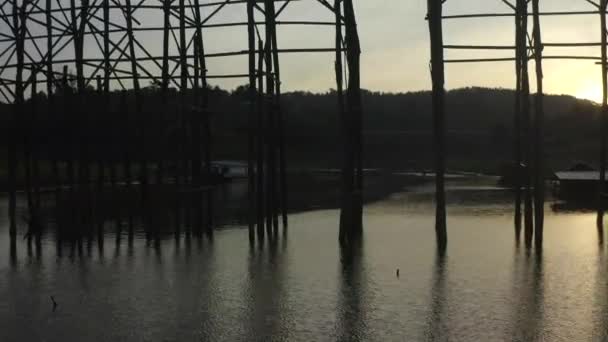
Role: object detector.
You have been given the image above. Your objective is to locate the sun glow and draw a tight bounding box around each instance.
[575,84,603,104]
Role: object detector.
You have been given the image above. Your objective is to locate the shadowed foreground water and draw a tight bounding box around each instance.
[1,175,608,341]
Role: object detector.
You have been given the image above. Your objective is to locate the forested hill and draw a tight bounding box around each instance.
[225,86,600,172]
[0,86,601,173]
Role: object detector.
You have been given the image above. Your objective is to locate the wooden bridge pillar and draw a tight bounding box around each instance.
[531,0,545,248]
[338,0,363,245]
[598,0,608,228]
[427,0,447,250]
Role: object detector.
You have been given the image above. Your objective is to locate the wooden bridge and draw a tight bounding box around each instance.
[2,0,608,251]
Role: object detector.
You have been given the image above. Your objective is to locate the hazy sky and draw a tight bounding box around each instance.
[207,0,603,102]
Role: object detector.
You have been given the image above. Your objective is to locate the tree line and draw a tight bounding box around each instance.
[0,84,600,183]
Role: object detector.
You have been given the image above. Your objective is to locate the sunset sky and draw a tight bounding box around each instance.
[0,0,605,102]
[212,0,603,102]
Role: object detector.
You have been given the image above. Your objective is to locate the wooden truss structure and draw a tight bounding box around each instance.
[0,0,363,244]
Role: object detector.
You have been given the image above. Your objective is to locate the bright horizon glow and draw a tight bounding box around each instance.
[575,83,603,104]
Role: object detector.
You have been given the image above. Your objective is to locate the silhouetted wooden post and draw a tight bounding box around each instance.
[335,0,349,243]
[46,0,60,199]
[257,40,266,240]
[178,0,188,188]
[531,0,545,248]
[120,90,132,190]
[427,0,447,250]
[103,0,110,93]
[9,2,25,239]
[72,0,90,191]
[23,72,36,217]
[192,0,204,235]
[267,1,289,230]
[158,0,171,185]
[103,0,114,189]
[337,0,363,244]
[62,65,75,193]
[95,75,105,248]
[513,1,522,239]
[125,0,146,200]
[518,0,534,248]
[262,1,278,236]
[348,0,363,228]
[599,0,608,227]
[264,0,282,235]
[96,75,105,196]
[246,0,256,242]
[202,90,213,233]
[32,73,40,210]
[263,38,276,236]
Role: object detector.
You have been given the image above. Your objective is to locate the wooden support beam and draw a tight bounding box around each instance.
[0,0,298,18]
[1,48,347,69]
[517,0,534,248]
[157,0,171,185]
[513,0,522,239]
[178,0,188,188]
[23,71,36,220]
[273,19,289,233]
[266,0,288,232]
[0,20,341,43]
[124,0,147,199]
[195,0,213,234]
[336,0,363,245]
[532,0,545,248]
[247,0,256,242]
[263,3,276,236]
[46,0,61,200]
[31,72,40,211]
[256,39,265,240]
[71,0,91,193]
[103,0,110,91]
[8,1,24,239]
[62,65,76,193]
[96,74,105,197]
[599,0,608,227]
[335,0,348,244]
[441,10,605,20]
[427,0,447,250]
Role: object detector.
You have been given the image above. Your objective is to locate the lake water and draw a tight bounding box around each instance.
[1,175,607,341]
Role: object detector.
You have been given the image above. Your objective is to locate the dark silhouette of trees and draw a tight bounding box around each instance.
[0,86,601,193]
